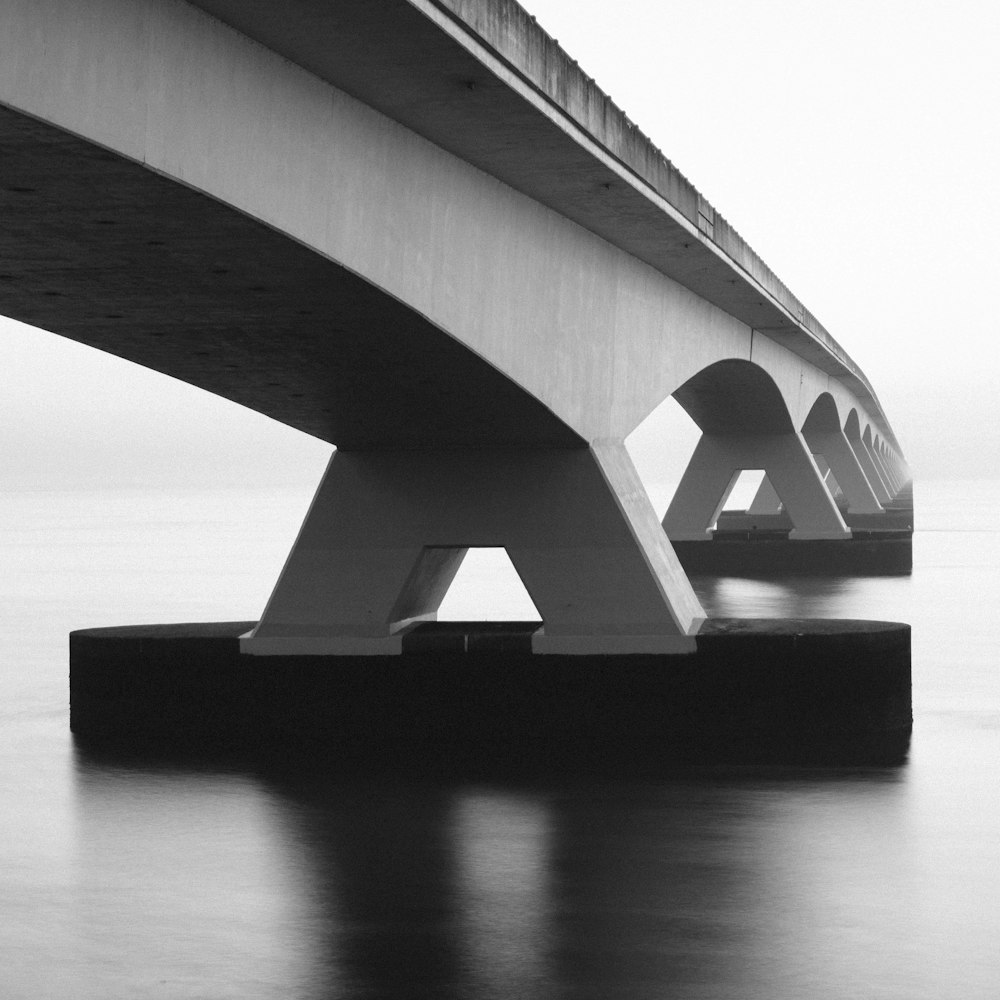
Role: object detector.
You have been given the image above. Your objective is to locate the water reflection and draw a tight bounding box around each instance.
[694,574,847,619]
[280,779,466,998]
[256,777,555,999]
[693,572,911,622]
[71,757,329,997]
[544,773,916,998]
[12,479,995,998]
[71,745,922,999]
[453,793,552,998]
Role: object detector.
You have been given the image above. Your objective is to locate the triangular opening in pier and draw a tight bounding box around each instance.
[811,456,847,510]
[712,469,806,533]
[723,469,769,512]
[438,548,540,622]
[625,396,701,518]
[712,469,770,530]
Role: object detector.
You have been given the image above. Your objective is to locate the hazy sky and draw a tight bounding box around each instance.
[529,0,1000,481]
[3,0,998,487]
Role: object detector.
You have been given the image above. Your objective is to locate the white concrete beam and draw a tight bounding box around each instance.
[0,0,906,460]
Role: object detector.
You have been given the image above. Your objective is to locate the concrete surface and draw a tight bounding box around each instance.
[0,0,904,456]
[70,618,912,771]
[243,445,704,654]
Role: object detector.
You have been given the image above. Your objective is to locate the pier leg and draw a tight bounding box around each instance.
[861,428,894,500]
[242,443,705,656]
[812,457,843,502]
[846,420,892,504]
[876,442,901,493]
[748,475,783,515]
[870,437,896,493]
[802,425,883,514]
[664,432,850,540]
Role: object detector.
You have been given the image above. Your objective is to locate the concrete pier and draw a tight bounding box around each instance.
[673,530,912,576]
[674,484,914,576]
[70,619,911,772]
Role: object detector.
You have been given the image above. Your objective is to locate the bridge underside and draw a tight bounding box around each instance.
[0,105,579,449]
[2,103,708,652]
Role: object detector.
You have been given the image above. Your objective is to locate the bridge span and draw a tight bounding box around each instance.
[2,0,909,657]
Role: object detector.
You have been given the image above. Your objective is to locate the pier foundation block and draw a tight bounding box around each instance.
[70,618,911,771]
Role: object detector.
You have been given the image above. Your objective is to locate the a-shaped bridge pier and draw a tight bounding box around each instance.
[666,383,913,576]
[241,444,703,657]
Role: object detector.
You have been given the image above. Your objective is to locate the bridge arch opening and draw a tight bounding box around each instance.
[669,360,792,528]
[664,361,849,540]
[842,408,892,506]
[437,548,541,622]
[801,393,848,509]
[803,392,842,434]
[844,408,863,442]
[672,359,794,435]
[720,469,771,515]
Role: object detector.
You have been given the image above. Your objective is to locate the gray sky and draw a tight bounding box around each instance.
[3,0,997,488]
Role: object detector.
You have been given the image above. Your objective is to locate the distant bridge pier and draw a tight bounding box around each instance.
[741,406,885,520]
[867,433,895,494]
[879,448,898,492]
[802,407,884,515]
[242,443,704,657]
[670,422,912,577]
[663,431,850,542]
[878,443,902,494]
[847,416,893,504]
[748,475,784,516]
[895,458,912,493]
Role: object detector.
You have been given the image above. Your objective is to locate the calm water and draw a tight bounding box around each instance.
[1,479,997,998]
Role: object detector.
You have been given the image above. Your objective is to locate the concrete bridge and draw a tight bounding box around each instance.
[1,0,909,657]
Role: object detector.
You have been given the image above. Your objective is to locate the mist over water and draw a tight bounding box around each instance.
[2,479,998,998]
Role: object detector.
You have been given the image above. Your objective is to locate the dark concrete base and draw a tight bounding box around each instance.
[69,619,911,774]
[679,486,915,577]
[673,531,912,576]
